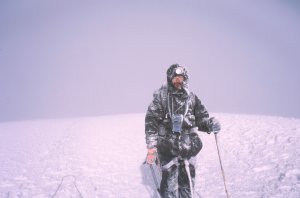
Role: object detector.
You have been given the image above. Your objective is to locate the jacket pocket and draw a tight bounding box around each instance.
[179,133,203,158]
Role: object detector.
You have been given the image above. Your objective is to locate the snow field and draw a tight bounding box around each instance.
[0,113,299,197]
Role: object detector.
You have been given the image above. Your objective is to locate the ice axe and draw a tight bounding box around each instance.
[149,164,162,198]
[143,155,162,198]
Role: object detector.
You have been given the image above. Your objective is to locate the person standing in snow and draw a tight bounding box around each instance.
[145,64,221,198]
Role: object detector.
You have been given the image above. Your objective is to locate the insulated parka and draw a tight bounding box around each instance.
[145,84,211,158]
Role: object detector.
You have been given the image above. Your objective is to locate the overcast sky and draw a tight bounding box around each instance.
[0,0,300,122]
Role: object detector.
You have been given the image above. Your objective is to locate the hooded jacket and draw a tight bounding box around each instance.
[145,65,211,157]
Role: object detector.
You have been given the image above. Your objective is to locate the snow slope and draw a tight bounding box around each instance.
[0,113,299,197]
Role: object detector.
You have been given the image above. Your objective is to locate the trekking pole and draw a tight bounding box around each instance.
[214,133,230,198]
[149,164,162,198]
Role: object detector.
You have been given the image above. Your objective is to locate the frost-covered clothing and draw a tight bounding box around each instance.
[159,157,196,198]
[145,83,212,198]
[145,84,210,151]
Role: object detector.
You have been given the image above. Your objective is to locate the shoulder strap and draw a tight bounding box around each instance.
[167,87,191,117]
[159,84,169,118]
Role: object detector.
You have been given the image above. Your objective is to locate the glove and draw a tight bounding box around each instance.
[146,148,157,164]
[208,117,221,134]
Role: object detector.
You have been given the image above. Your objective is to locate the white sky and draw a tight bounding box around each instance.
[0,0,300,121]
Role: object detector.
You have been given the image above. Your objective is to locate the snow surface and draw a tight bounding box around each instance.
[0,113,299,198]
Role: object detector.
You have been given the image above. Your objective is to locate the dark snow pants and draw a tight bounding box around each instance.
[157,131,202,198]
[159,155,196,198]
